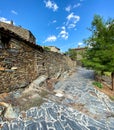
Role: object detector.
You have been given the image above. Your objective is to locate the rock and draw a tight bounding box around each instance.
[0,102,18,119]
[54,90,64,97]
[0,67,5,71]
[55,93,64,97]
[11,67,18,70]
[23,75,47,93]
[0,106,5,116]
[0,93,9,101]
[5,69,14,72]
[4,104,18,119]
[54,121,64,130]
[55,72,61,79]
[32,75,47,88]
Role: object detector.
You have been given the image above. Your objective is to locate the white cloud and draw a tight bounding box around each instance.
[11,10,18,15]
[67,13,80,21]
[65,5,71,12]
[48,20,57,26]
[61,26,65,30]
[67,23,76,29]
[78,42,83,46]
[52,20,57,23]
[66,12,80,29]
[58,26,68,40]
[73,3,81,8]
[65,3,81,12]
[44,0,58,11]
[44,35,57,43]
[0,17,11,24]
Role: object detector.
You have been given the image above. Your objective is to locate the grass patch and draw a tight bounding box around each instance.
[15,92,46,111]
[110,96,114,101]
[19,89,49,111]
[93,81,103,89]
[39,89,49,97]
[19,97,44,111]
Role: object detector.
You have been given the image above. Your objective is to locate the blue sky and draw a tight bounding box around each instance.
[0,0,114,52]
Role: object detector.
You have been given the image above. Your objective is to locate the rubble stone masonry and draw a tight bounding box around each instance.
[0,38,76,93]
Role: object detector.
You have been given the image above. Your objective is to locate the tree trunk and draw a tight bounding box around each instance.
[111,72,114,91]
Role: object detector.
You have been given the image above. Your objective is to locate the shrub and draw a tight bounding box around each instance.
[93,81,103,89]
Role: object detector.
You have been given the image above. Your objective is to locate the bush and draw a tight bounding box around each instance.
[93,81,103,89]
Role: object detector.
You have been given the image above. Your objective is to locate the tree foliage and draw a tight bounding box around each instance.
[83,15,114,72]
[82,15,114,90]
[43,46,51,51]
[65,48,77,61]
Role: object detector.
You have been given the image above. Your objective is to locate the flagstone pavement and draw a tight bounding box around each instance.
[1,67,114,130]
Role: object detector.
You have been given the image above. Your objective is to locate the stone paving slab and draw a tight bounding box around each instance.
[1,101,113,130]
[1,67,114,130]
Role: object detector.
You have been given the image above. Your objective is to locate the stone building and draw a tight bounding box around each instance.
[47,46,60,53]
[0,21,43,93]
[74,47,85,60]
[74,47,86,65]
[0,21,36,44]
[0,21,75,93]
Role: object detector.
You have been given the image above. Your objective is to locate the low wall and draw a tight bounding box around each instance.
[0,40,76,93]
[0,41,38,93]
[36,50,76,78]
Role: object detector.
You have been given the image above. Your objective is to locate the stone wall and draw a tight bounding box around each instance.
[36,50,75,78]
[0,38,76,93]
[0,22,36,43]
[0,38,38,93]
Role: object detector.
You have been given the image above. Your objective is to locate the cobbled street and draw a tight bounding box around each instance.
[1,67,114,130]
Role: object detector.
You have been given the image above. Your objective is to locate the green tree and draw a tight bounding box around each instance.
[82,15,114,90]
[43,46,51,51]
[65,48,77,61]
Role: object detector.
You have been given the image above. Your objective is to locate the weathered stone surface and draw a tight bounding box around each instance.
[23,75,47,94]
[66,118,82,130]
[1,123,9,130]
[0,43,75,93]
[47,108,57,120]
[54,121,64,130]
[0,106,4,116]
[11,67,18,70]
[0,102,18,119]
[0,21,36,44]
[0,67,113,130]
[40,121,47,130]
[0,22,76,93]
[1,33,114,130]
